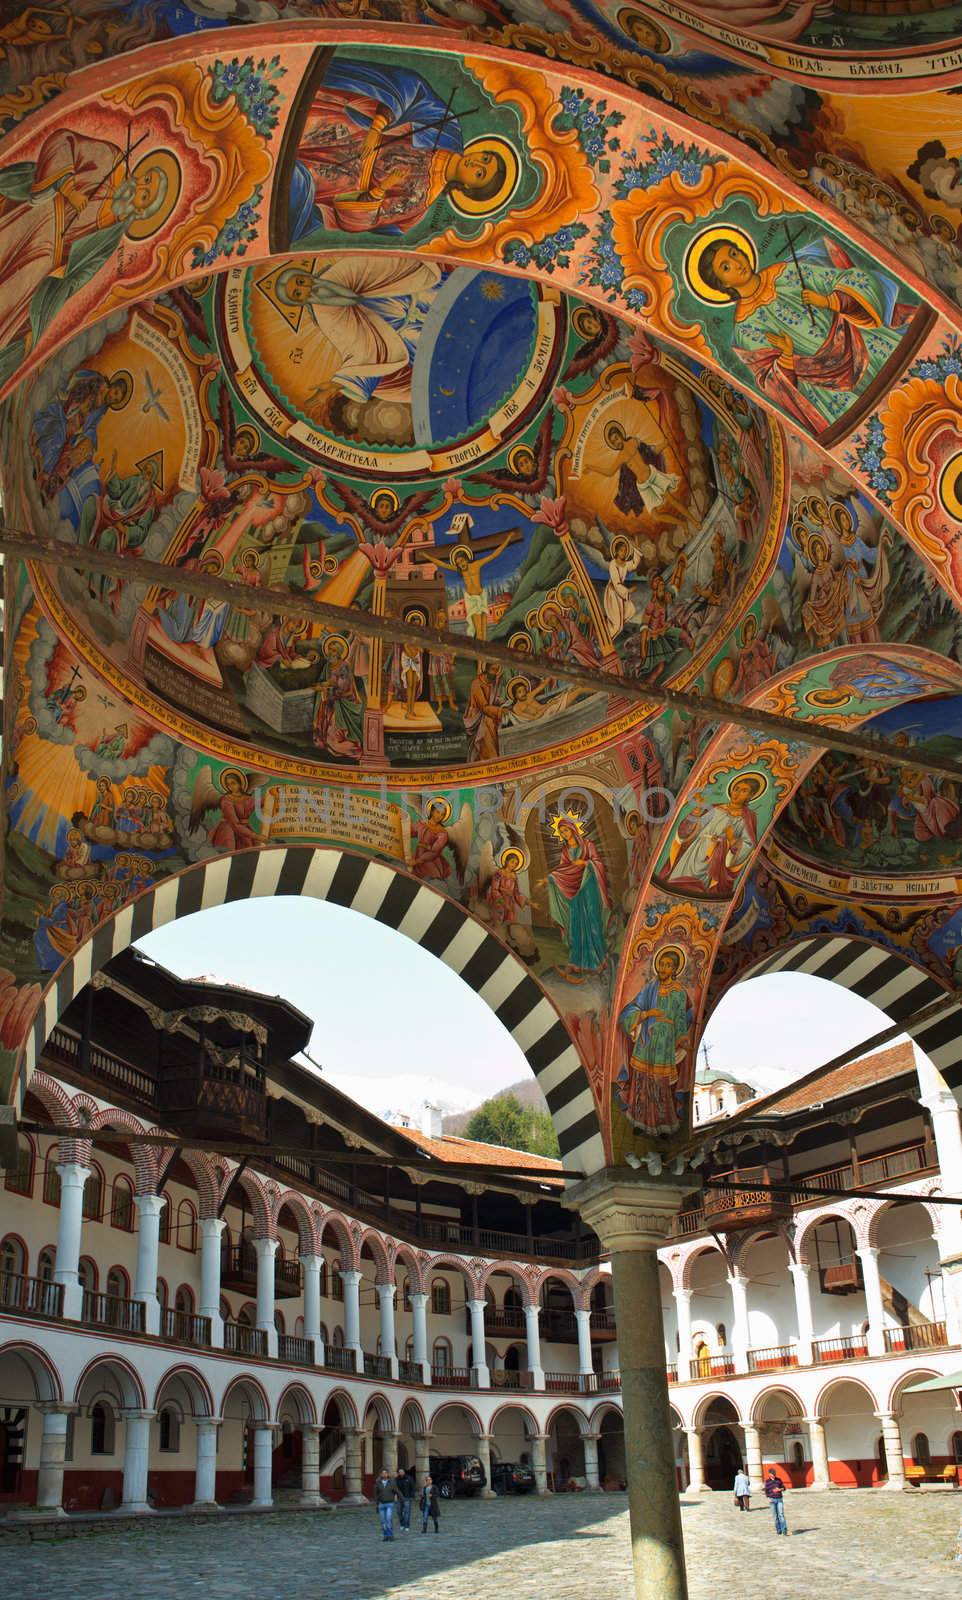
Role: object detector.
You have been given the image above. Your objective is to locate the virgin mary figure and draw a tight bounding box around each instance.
[546,814,610,973]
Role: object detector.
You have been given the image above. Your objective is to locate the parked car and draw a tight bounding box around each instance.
[429,1453,487,1497]
[491,1460,535,1495]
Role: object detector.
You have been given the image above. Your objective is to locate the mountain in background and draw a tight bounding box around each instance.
[443,1076,548,1134]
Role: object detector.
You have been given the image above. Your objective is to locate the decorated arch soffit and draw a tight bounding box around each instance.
[2,24,962,1167]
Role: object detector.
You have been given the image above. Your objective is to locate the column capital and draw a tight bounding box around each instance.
[802,1416,824,1427]
[133,1193,164,1216]
[377,1281,396,1298]
[562,1170,696,1252]
[251,1418,281,1434]
[252,1236,279,1257]
[874,1410,898,1423]
[120,1409,157,1422]
[856,1244,879,1260]
[788,1259,811,1275]
[193,1415,224,1428]
[673,1286,692,1301]
[199,1216,226,1236]
[36,1402,79,1418]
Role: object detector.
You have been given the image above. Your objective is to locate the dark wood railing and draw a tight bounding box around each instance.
[812,1334,868,1363]
[544,1371,591,1393]
[595,1370,621,1392]
[883,1321,947,1354]
[363,1352,391,1380]
[221,1243,302,1297]
[490,1369,534,1391]
[45,1024,158,1103]
[324,1344,356,1374]
[82,1290,145,1334]
[224,1319,267,1357]
[747,1345,798,1373]
[693,1354,735,1378]
[486,1307,527,1333]
[161,1306,211,1348]
[279,1333,315,1366]
[398,1358,422,1385]
[433,1365,471,1388]
[0,1271,64,1319]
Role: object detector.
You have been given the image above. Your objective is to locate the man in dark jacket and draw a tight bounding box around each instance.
[397,1467,416,1531]
[764,1467,788,1536]
[375,1467,400,1540]
[420,1474,440,1534]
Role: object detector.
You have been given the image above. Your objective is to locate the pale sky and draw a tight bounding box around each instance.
[136,897,904,1120]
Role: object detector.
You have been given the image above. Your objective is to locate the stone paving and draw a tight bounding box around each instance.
[3,1489,959,1600]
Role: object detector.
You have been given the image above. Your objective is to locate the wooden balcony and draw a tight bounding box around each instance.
[666,1364,678,1383]
[158,1048,267,1142]
[433,1365,472,1388]
[703,1169,792,1232]
[819,1260,862,1295]
[747,1345,798,1373]
[224,1319,267,1357]
[220,1242,302,1299]
[812,1334,868,1363]
[44,1024,157,1104]
[0,1271,64,1319]
[364,1352,391,1380]
[545,1371,588,1393]
[161,1306,211,1348]
[486,1306,526,1334]
[82,1289,145,1334]
[490,1369,534,1391]
[693,1354,735,1378]
[279,1333,315,1367]
[398,1358,422,1385]
[324,1343,356,1374]
[883,1321,947,1354]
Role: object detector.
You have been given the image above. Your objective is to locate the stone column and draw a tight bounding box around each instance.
[476,1434,497,1498]
[198,1217,225,1348]
[468,1299,490,1388]
[673,1288,694,1381]
[877,1412,906,1490]
[377,1283,399,1378]
[788,1262,815,1366]
[524,1303,545,1390]
[685,1428,707,1493]
[916,1066,962,1339]
[300,1423,330,1508]
[410,1293,431,1383]
[342,1426,368,1504]
[530,1432,550,1495]
[856,1247,886,1358]
[727,1272,750,1374]
[341,1269,363,1371]
[413,1432,432,1487]
[192,1418,221,1508]
[575,1307,594,1377]
[53,1162,90,1320]
[804,1416,833,1490]
[132,1194,164,1336]
[302,1255,323,1364]
[119,1410,156,1513]
[252,1237,279,1358]
[382,1430,400,1477]
[742,1422,763,1486]
[566,1170,697,1600]
[251,1422,276,1507]
[583,1432,601,1490]
[32,1403,78,1514]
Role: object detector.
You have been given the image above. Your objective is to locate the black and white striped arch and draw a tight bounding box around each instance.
[19,847,605,1177]
[744,934,961,1080]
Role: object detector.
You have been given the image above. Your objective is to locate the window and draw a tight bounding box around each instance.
[331,1260,343,1301]
[177,1201,197,1252]
[318,1258,327,1298]
[295,1316,304,1338]
[0,1237,25,1277]
[111,1177,134,1232]
[332,1326,344,1348]
[432,1339,452,1371]
[174,1285,193,1314]
[405,1336,415,1360]
[90,1403,115,1456]
[219,1297,231,1323]
[792,1442,804,1469]
[43,1150,61,1208]
[158,1407,180,1454]
[78,1257,97,1293]
[82,1165,103,1222]
[715,1323,727,1347]
[401,1277,412,1313]
[320,1322,329,1344]
[158,1196,170,1246]
[431,1279,451,1316]
[913,1433,931,1465]
[5,1137,33,1196]
[157,1278,169,1308]
[106,1266,129,1300]
[37,1247,55,1285]
[274,1310,285,1336]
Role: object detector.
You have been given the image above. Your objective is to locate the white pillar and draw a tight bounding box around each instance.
[476,1434,497,1497]
[198,1217,225,1348]
[685,1428,708,1492]
[804,1416,833,1490]
[673,1288,693,1381]
[877,1412,906,1490]
[33,1403,77,1514]
[377,1283,399,1378]
[341,1269,363,1370]
[119,1410,156,1513]
[789,1262,815,1366]
[530,1432,550,1494]
[253,1237,279,1358]
[575,1308,594,1377]
[299,1423,331,1508]
[916,1067,962,1258]
[342,1426,368,1505]
[192,1418,221,1508]
[302,1255,323,1364]
[53,1162,90,1320]
[856,1247,886,1358]
[468,1299,490,1388]
[583,1432,601,1490]
[525,1303,545,1389]
[413,1432,432,1487]
[251,1422,275,1507]
[132,1194,163,1336]
[742,1422,763,1487]
[410,1292,430,1382]
[727,1272,750,1374]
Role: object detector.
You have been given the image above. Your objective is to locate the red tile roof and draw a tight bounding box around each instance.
[757,1040,916,1116]
[393,1124,563,1179]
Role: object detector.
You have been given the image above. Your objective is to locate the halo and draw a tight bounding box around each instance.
[538,601,561,628]
[371,486,399,515]
[610,535,632,562]
[654,942,687,975]
[572,305,604,340]
[804,687,852,709]
[808,533,829,563]
[403,605,428,628]
[828,499,856,537]
[506,675,531,701]
[550,808,584,839]
[500,846,527,872]
[451,545,472,570]
[233,424,261,459]
[448,136,520,218]
[107,370,133,410]
[125,149,182,241]
[624,809,642,836]
[604,418,627,450]
[738,613,758,645]
[617,4,672,51]
[507,441,536,475]
[557,580,581,609]
[424,796,452,824]
[938,451,962,523]
[524,610,540,630]
[508,632,532,654]
[219,767,249,793]
[323,633,349,660]
[199,551,224,576]
[726,770,766,802]
[683,225,758,306]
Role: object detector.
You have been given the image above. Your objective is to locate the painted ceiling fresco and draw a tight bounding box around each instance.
[2,7,962,1172]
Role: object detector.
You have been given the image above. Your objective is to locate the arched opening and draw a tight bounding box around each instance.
[818,1379,880,1489]
[0,1347,62,1507]
[427,1404,482,1500]
[547,1405,586,1490]
[697,1397,744,1491]
[220,1377,269,1507]
[752,1388,807,1488]
[72,1357,145,1513]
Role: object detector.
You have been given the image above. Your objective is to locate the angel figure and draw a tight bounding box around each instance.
[468,411,555,500]
[563,308,620,380]
[410,799,473,884]
[475,843,539,964]
[326,479,436,538]
[190,766,262,852]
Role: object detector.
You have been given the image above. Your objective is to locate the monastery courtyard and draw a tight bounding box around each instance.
[2,1492,956,1600]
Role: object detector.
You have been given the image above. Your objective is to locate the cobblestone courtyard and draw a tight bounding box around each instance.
[3,1490,959,1600]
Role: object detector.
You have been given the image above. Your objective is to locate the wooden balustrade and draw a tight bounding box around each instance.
[279,1333,315,1366]
[224,1319,267,1357]
[883,1321,947,1354]
[398,1358,422,1385]
[490,1369,534,1391]
[666,1364,678,1383]
[0,1271,63,1319]
[812,1334,868,1363]
[324,1344,356,1374]
[433,1365,471,1388]
[82,1290,145,1334]
[363,1353,391,1379]
[544,1372,586,1393]
[747,1345,798,1372]
[161,1306,211,1348]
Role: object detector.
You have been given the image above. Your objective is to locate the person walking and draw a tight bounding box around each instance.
[764,1467,788,1535]
[375,1466,400,1541]
[733,1466,752,1511]
[420,1474,441,1534]
[398,1467,416,1532]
